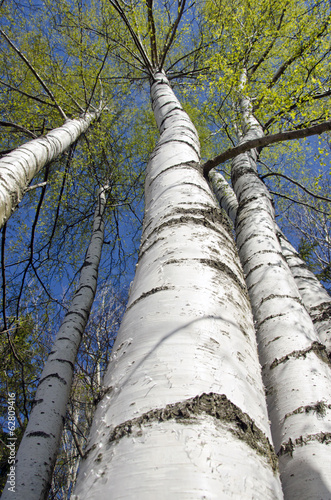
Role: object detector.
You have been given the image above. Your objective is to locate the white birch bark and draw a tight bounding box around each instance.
[277,231,331,356]
[73,72,283,500]
[231,85,331,499]
[2,185,107,500]
[0,111,99,228]
[210,170,331,357]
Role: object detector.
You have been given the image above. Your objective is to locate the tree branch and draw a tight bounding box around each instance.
[159,0,187,70]
[0,29,67,120]
[261,171,331,203]
[203,119,331,175]
[0,120,38,139]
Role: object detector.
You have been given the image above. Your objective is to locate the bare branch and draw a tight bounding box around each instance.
[146,0,158,68]
[261,171,331,203]
[203,119,331,175]
[108,0,153,74]
[159,0,187,70]
[0,120,38,139]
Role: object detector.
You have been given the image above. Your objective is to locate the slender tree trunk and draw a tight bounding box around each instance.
[73,72,283,499]
[0,111,99,228]
[2,184,108,500]
[231,82,331,499]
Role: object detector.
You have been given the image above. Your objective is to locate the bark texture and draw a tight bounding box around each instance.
[73,72,282,499]
[210,169,331,359]
[2,186,107,500]
[278,231,331,357]
[0,112,98,228]
[232,87,331,499]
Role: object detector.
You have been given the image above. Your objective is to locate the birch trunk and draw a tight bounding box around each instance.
[277,231,331,356]
[72,72,283,500]
[210,170,331,357]
[2,185,107,500]
[0,111,99,228]
[231,88,331,499]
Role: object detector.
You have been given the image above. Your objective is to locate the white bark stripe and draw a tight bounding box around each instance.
[0,112,98,228]
[231,97,331,498]
[73,73,283,499]
[2,187,107,500]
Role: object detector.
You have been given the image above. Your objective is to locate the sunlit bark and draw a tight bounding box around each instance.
[231,82,331,499]
[0,112,99,228]
[73,72,283,500]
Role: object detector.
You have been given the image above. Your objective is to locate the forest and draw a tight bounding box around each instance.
[0,0,331,498]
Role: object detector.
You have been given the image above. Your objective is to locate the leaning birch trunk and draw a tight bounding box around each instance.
[0,111,99,228]
[231,85,331,499]
[2,185,107,500]
[73,72,283,499]
[210,170,331,356]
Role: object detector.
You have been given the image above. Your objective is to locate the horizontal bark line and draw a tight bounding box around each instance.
[278,431,331,456]
[284,401,331,420]
[270,341,330,369]
[126,285,174,311]
[146,160,201,188]
[86,392,278,473]
[164,257,247,294]
[203,119,331,174]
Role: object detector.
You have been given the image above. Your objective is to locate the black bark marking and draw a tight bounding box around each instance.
[232,165,258,187]
[157,108,191,132]
[237,191,273,213]
[260,293,303,307]
[284,401,331,420]
[151,138,199,156]
[31,399,44,409]
[242,249,283,269]
[65,311,87,320]
[126,286,174,311]
[270,342,330,369]
[51,359,74,370]
[138,236,166,262]
[310,302,331,322]
[152,207,232,238]
[257,312,289,328]
[106,392,278,473]
[39,373,67,386]
[147,160,202,187]
[27,431,52,438]
[278,432,331,457]
[237,232,276,253]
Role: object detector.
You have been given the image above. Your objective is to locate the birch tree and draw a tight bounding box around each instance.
[2,183,109,499]
[202,0,331,495]
[72,2,283,498]
[2,0,331,497]
[0,110,101,228]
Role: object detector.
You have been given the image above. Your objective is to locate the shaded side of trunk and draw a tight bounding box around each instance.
[72,72,283,500]
[231,90,331,499]
[0,111,98,228]
[2,185,107,500]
